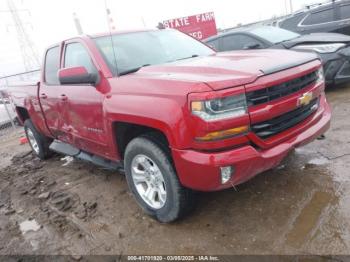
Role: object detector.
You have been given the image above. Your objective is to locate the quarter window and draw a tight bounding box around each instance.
[44,46,60,85]
[280,14,305,30]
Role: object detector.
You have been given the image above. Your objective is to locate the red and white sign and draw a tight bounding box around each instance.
[163,12,217,40]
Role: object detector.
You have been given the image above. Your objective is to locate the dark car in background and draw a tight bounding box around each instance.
[204,26,350,85]
[279,0,350,35]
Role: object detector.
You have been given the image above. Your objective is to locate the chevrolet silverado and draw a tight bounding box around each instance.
[8,29,331,222]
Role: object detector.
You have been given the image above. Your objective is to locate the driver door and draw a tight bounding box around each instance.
[60,41,109,157]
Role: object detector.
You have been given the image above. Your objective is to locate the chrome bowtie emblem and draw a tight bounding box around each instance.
[298,92,313,106]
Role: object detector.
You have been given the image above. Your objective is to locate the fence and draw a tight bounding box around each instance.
[0,70,40,140]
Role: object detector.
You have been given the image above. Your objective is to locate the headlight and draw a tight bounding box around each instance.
[316,67,325,84]
[191,93,247,121]
[293,43,346,54]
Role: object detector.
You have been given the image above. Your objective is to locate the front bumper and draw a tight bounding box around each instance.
[322,46,350,85]
[172,95,331,192]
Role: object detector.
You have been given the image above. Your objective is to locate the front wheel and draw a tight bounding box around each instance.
[124,135,196,223]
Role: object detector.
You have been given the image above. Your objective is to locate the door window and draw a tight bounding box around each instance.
[64,42,96,73]
[222,34,262,51]
[340,4,350,19]
[44,46,60,85]
[302,9,334,25]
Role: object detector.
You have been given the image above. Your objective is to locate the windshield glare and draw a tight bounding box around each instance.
[94,30,215,75]
[250,27,300,44]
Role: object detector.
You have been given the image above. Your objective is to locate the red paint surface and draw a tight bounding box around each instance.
[163,12,217,40]
[58,66,88,78]
[173,93,331,191]
[8,31,331,191]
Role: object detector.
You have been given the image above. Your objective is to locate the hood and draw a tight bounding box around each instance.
[132,49,318,91]
[282,33,350,48]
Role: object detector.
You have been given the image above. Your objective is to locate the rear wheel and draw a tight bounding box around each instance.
[24,119,52,160]
[124,135,196,223]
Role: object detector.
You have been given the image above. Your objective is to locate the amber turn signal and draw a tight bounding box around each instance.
[191,101,203,111]
[196,126,249,141]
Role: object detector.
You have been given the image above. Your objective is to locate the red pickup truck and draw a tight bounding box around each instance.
[9,29,331,222]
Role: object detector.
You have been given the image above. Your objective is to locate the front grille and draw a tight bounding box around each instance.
[252,98,319,139]
[246,71,318,106]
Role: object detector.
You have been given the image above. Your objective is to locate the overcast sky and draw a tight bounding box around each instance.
[0,0,326,76]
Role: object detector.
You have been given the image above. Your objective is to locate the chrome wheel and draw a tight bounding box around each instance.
[131,154,167,209]
[27,129,39,154]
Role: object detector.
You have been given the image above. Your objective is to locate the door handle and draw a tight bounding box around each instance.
[40,93,47,99]
[60,94,68,101]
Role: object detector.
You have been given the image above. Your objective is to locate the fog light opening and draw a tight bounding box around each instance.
[220,166,234,184]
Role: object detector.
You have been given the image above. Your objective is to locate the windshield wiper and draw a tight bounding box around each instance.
[118,64,150,76]
[176,54,199,61]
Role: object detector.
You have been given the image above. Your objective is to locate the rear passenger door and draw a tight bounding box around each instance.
[39,45,71,141]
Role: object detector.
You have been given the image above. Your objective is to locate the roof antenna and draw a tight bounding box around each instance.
[104,0,119,75]
[73,12,83,35]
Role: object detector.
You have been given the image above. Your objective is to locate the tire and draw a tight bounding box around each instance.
[24,119,52,160]
[124,134,196,223]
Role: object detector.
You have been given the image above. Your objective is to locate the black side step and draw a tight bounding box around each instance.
[50,140,80,156]
[49,140,124,172]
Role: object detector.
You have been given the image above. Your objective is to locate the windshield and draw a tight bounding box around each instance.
[249,27,300,44]
[94,29,215,75]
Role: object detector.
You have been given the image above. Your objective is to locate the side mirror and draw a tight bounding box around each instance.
[58,66,99,85]
[243,43,262,50]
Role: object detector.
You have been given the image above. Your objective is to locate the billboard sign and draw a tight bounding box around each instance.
[163,12,217,40]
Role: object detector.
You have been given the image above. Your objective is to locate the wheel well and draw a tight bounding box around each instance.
[114,122,169,159]
[16,107,30,124]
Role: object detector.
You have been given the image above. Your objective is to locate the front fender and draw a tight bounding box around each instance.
[104,94,192,149]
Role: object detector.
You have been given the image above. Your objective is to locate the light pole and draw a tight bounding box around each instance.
[289,0,294,13]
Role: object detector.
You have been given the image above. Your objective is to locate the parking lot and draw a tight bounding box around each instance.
[0,85,349,256]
